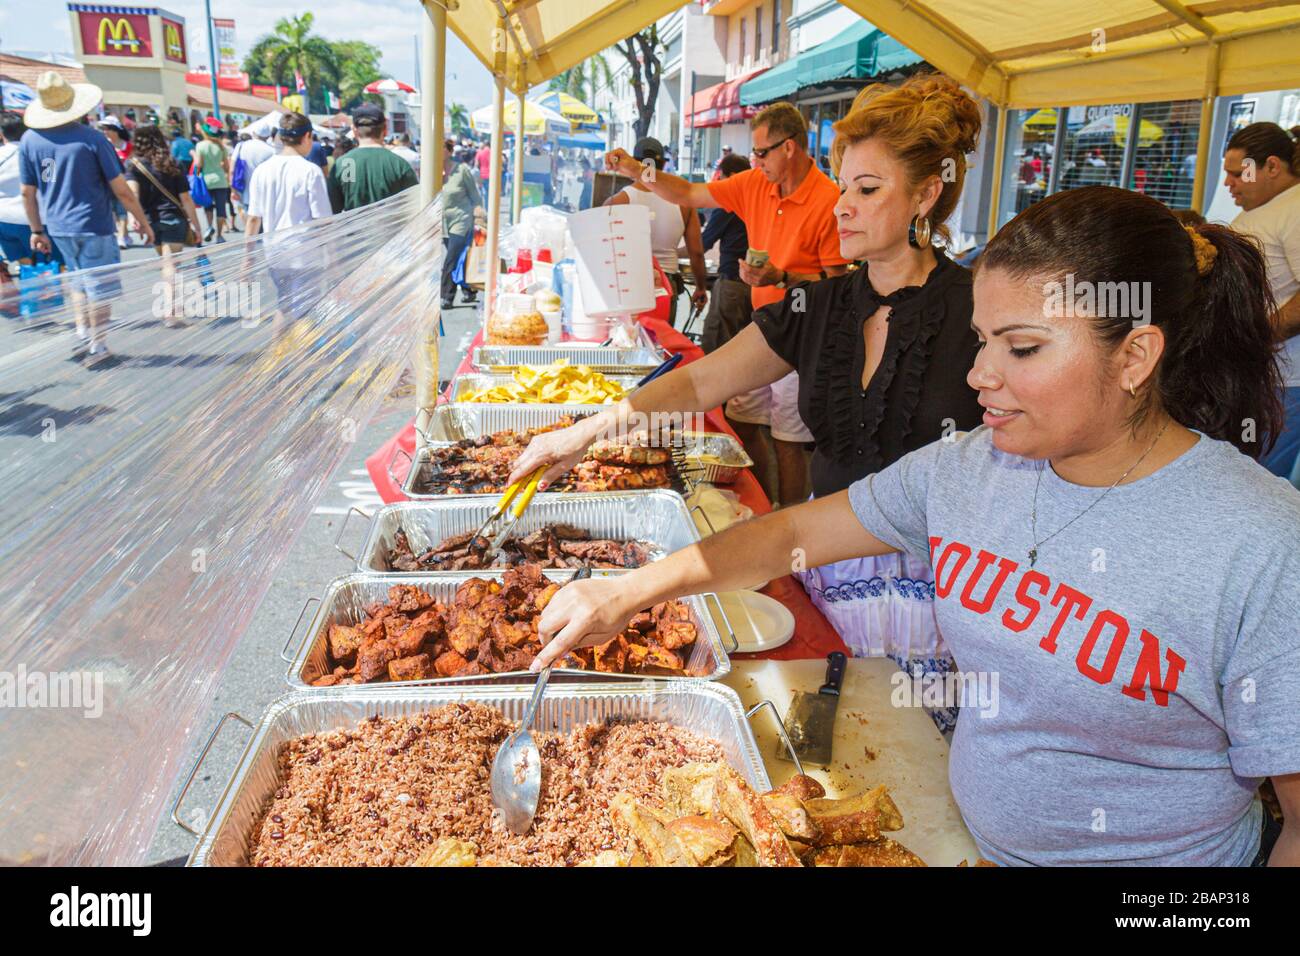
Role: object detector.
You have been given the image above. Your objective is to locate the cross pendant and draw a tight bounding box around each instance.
[1028,547,1038,568]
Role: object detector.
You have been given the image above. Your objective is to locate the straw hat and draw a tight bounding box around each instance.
[24,71,102,130]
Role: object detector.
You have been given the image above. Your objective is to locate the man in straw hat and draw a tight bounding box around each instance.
[19,70,154,365]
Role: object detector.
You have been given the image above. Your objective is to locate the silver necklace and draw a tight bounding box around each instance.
[1028,421,1170,568]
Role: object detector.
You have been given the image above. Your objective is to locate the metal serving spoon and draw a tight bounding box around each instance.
[491,566,591,834]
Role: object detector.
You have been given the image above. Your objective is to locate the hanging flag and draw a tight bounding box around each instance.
[327,90,341,110]
[294,71,307,95]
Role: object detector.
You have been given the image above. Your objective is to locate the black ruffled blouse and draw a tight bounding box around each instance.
[754,250,984,497]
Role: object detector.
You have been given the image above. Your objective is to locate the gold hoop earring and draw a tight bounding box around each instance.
[1128,381,1137,399]
[908,214,931,249]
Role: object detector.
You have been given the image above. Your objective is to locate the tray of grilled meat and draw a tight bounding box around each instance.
[343,491,700,573]
[398,419,692,499]
[282,567,735,690]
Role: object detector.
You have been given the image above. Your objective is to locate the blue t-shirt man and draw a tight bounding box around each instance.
[19,122,120,237]
[170,132,195,166]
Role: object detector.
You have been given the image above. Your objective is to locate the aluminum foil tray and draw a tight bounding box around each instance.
[283,570,734,690]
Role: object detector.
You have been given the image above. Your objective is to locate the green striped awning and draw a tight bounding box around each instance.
[739,20,925,107]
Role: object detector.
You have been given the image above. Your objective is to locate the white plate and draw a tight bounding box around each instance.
[710,590,795,655]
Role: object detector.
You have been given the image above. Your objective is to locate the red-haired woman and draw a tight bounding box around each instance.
[510,77,987,729]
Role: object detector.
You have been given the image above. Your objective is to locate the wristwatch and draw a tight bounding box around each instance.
[775,269,788,290]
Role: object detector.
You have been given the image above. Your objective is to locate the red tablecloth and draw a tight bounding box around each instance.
[364,289,847,662]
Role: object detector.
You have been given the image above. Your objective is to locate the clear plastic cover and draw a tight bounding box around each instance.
[0,189,442,864]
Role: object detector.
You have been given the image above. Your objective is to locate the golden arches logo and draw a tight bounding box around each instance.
[164,23,183,59]
[97,17,141,54]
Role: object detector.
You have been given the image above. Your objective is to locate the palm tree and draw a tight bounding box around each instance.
[254,13,339,112]
[448,102,471,137]
[331,40,383,109]
[550,54,613,107]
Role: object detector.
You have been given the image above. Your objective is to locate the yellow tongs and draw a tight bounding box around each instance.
[471,466,548,560]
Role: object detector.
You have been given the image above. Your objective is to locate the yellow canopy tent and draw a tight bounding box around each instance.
[1077,112,1165,149]
[412,0,1300,441]
[470,98,571,136]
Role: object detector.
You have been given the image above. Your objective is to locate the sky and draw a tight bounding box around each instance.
[0,0,495,110]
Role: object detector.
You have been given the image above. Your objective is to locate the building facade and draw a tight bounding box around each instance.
[66,4,191,128]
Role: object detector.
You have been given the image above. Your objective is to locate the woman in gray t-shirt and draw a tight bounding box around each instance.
[529,186,1300,866]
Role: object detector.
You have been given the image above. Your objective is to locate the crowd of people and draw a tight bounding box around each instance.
[498,75,1300,867]
[0,71,450,364]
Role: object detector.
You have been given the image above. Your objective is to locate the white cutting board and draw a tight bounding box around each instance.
[722,658,979,867]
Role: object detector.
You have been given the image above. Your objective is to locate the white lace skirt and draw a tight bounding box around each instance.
[797,551,958,733]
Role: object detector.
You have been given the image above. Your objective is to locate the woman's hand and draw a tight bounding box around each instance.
[506,415,604,489]
[532,577,641,670]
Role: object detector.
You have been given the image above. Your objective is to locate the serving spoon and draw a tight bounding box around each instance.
[491,566,591,834]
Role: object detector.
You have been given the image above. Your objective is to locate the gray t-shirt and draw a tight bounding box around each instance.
[847,426,1300,866]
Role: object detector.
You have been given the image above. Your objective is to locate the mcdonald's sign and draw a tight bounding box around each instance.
[76,10,152,59]
[162,17,187,64]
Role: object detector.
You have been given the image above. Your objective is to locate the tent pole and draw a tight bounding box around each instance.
[486,20,508,321]
[513,70,526,224]
[986,104,1009,240]
[414,0,448,453]
[1191,43,1221,215]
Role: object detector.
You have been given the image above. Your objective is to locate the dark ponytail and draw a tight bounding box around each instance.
[980,186,1283,459]
[1157,222,1281,458]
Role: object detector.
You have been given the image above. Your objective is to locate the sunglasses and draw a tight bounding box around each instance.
[750,135,793,159]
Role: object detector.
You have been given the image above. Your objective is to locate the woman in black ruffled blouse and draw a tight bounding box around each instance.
[512,76,983,728]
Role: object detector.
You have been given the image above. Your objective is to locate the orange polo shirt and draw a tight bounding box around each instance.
[706,164,847,310]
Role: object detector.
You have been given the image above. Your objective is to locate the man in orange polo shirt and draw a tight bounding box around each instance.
[605,103,846,506]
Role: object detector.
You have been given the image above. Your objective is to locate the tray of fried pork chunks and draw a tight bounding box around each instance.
[283,565,736,690]
[342,490,701,573]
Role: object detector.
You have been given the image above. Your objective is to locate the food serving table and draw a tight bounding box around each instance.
[365,315,851,664]
[723,658,978,867]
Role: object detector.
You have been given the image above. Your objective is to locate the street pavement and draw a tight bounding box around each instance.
[107,235,482,862]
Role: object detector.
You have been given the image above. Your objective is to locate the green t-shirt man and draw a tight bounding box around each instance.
[327,145,419,213]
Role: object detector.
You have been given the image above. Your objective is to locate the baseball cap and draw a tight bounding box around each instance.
[352,104,384,125]
[721,145,732,152]
[632,136,665,163]
[98,114,125,131]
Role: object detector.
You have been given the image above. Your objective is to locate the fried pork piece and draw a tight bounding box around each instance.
[661,763,721,818]
[434,649,470,677]
[387,653,433,683]
[808,838,926,868]
[593,635,629,673]
[388,584,434,613]
[356,638,397,681]
[667,816,740,867]
[412,838,479,867]
[576,850,634,867]
[327,624,363,665]
[762,792,818,842]
[711,766,803,867]
[655,620,697,651]
[770,774,826,803]
[534,582,560,611]
[608,794,695,867]
[626,643,684,673]
[805,785,904,846]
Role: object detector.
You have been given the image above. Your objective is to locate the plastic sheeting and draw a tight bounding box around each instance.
[0,188,443,865]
